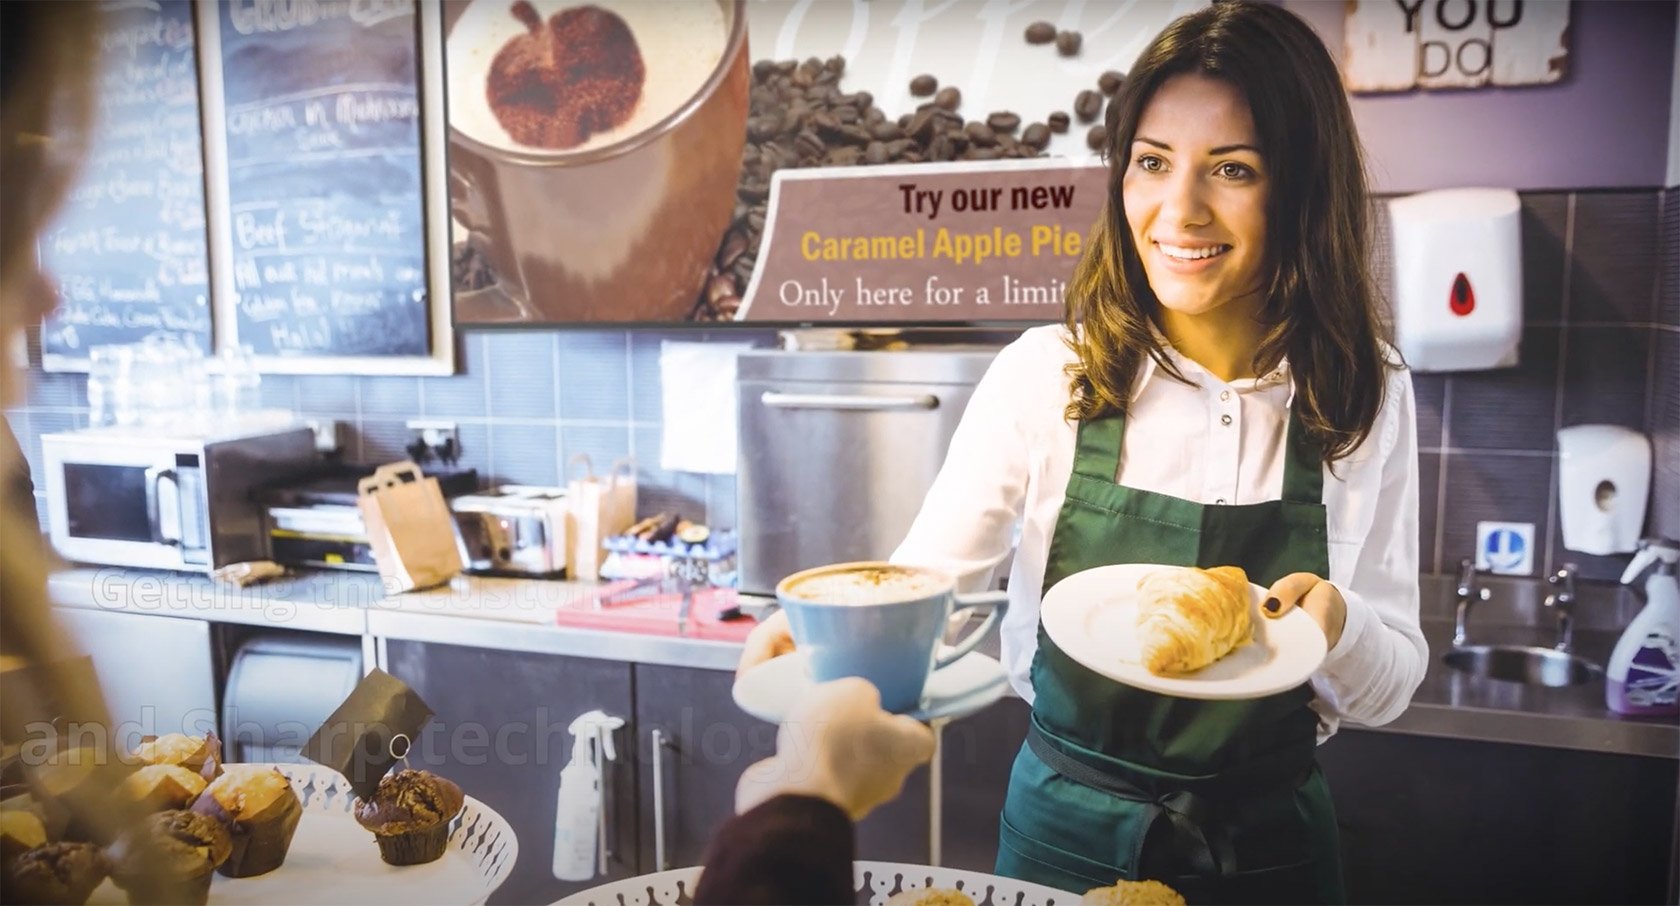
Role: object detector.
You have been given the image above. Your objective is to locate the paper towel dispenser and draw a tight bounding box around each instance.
[1388,188,1523,372]
[1558,425,1652,556]
[220,632,362,763]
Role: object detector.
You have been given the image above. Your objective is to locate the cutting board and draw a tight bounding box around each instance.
[553,583,757,642]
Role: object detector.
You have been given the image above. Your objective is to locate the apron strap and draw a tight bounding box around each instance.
[1071,413,1125,481]
[1280,405,1323,504]
[1027,725,1237,878]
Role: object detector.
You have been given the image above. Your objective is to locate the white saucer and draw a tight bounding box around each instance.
[1041,563,1328,700]
[732,650,1010,724]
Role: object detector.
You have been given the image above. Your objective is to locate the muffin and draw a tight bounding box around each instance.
[130,733,222,780]
[26,747,105,843]
[0,841,109,905]
[352,769,465,866]
[189,765,301,877]
[116,764,207,813]
[108,809,233,906]
[0,808,47,863]
[885,887,976,906]
[1081,879,1187,906]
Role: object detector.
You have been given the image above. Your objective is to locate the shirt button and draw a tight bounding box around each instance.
[1220,390,1231,402]
[1221,414,1233,426]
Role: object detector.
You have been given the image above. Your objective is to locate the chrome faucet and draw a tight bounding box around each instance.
[1545,564,1577,653]
[1452,558,1490,648]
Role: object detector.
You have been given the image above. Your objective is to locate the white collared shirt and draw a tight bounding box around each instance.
[890,325,1428,741]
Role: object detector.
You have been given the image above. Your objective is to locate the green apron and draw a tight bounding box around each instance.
[994,405,1346,905]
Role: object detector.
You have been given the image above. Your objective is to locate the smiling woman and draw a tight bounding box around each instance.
[865,2,1425,903]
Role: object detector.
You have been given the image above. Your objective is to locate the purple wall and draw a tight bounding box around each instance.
[1285,0,1677,194]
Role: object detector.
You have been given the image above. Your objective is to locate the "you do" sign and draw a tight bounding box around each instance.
[1344,0,1572,93]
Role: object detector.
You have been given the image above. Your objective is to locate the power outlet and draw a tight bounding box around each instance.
[405,419,459,461]
[302,418,343,454]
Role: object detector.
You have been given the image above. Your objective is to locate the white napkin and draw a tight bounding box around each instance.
[659,341,752,475]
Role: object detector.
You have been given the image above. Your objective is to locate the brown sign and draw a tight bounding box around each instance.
[734,159,1107,323]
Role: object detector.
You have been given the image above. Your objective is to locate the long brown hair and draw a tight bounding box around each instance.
[1063,1,1394,463]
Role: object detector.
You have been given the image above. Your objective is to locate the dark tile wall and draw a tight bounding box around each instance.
[1652,189,1679,543]
[5,189,1673,582]
[7,326,777,533]
[1382,189,1672,581]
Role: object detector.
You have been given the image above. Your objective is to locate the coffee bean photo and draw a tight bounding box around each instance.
[1024,21,1056,44]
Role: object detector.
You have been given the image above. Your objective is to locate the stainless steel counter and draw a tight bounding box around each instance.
[45,567,1679,759]
[1369,620,1676,759]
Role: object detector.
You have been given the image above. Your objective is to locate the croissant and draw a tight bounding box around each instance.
[1135,566,1253,675]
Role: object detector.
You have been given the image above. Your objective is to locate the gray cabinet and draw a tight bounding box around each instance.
[939,695,1031,872]
[1318,728,1677,905]
[53,607,217,747]
[384,640,639,906]
[633,665,777,872]
[632,663,933,870]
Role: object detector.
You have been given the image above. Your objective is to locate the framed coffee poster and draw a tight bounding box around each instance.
[443,0,1208,327]
[197,0,455,375]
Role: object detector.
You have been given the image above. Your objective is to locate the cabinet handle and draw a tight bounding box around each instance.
[760,391,939,411]
[651,728,671,871]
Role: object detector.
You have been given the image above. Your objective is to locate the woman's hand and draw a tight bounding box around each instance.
[737,608,796,677]
[1262,573,1347,649]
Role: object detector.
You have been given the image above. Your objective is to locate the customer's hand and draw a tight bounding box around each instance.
[737,608,796,676]
[736,677,936,821]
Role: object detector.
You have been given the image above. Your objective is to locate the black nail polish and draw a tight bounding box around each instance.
[1263,597,1280,613]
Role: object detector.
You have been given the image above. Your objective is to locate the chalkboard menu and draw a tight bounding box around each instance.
[214,0,430,358]
[39,0,212,368]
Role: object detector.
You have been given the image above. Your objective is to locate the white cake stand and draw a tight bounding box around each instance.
[85,764,518,906]
[553,860,1082,906]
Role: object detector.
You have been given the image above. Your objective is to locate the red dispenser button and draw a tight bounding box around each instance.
[1450,272,1475,316]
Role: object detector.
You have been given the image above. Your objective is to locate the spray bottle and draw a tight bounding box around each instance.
[1607,538,1679,717]
[552,710,624,881]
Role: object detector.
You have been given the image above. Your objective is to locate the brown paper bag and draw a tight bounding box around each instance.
[357,462,463,592]
[566,455,637,580]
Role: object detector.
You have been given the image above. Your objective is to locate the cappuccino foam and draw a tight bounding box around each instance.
[449,0,728,154]
[785,566,946,605]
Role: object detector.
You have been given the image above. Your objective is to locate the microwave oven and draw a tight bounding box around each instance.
[42,422,318,572]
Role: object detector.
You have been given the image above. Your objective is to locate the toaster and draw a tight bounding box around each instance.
[449,485,570,577]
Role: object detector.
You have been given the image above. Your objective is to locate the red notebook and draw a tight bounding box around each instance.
[554,581,757,642]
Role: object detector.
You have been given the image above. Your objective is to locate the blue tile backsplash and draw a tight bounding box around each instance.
[5,189,1676,581]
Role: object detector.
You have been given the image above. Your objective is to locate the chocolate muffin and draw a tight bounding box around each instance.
[353,769,465,866]
[0,841,109,905]
[189,766,301,877]
[108,809,232,906]
[116,764,207,813]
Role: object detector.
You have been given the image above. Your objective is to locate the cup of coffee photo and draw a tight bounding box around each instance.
[775,562,1009,714]
[444,0,749,323]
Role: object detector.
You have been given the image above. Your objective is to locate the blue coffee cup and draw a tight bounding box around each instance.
[775,561,1009,714]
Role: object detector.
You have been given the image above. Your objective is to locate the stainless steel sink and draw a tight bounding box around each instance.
[1442,645,1602,688]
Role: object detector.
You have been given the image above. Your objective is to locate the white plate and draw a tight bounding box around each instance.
[553,859,1082,906]
[86,764,517,906]
[732,650,1010,724]
[1041,563,1327,700]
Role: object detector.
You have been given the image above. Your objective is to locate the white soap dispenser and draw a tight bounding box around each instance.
[552,710,623,881]
[1557,425,1652,555]
[1607,539,1679,717]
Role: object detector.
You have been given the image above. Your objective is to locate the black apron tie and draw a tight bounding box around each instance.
[1028,724,1245,878]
